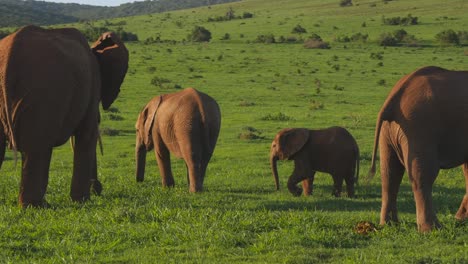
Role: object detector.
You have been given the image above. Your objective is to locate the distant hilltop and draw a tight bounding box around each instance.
[0,0,240,27]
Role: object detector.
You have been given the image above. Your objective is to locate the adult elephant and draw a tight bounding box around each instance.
[0,25,129,207]
[135,88,221,193]
[270,127,359,197]
[368,66,468,232]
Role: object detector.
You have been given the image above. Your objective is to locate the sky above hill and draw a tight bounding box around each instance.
[42,0,143,6]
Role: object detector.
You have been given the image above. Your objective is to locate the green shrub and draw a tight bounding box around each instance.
[220,33,231,40]
[435,29,460,45]
[304,39,330,49]
[292,24,307,34]
[188,26,212,42]
[309,100,324,110]
[242,12,254,19]
[151,76,171,87]
[378,29,416,46]
[339,0,353,7]
[260,112,294,121]
[255,34,276,43]
[147,66,157,73]
[239,100,256,107]
[370,52,383,60]
[336,33,368,43]
[382,14,418,25]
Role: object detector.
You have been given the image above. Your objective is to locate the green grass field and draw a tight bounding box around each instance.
[1,0,468,262]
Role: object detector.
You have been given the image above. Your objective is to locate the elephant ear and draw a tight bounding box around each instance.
[91,32,129,110]
[136,96,162,148]
[280,128,309,159]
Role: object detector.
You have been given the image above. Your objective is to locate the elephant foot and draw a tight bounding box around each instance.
[91,179,103,195]
[19,198,50,209]
[380,208,399,226]
[287,185,302,197]
[332,190,342,197]
[455,195,468,221]
[71,195,90,203]
[189,185,203,193]
[417,221,442,233]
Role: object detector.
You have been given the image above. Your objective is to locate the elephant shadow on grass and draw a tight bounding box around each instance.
[260,182,466,215]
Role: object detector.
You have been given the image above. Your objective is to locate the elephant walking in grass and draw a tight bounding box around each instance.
[0,25,129,207]
[368,66,468,232]
[270,127,359,197]
[135,88,221,193]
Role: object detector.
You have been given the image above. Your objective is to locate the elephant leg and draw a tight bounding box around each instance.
[0,126,6,170]
[71,148,95,202]
[71,119,98,202]
[455,163,468,220]
[344,174,355,198]
[90,155,102,195]
[331,173,344,197]
[301,171,316,196]
[154,143,174,188]
[180,134,203,193]
[379,138,405,226]
[185,155,203,193]
[198,150,214,189]
[19,149,52,207]
[407,153,440,232]
[287,160,308,197]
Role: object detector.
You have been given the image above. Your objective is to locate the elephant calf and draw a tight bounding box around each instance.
[270,127,359,197]
[135,88,221,192]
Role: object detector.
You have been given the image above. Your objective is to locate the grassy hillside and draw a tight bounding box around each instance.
[0,0,239,27]
[0,0,467,263]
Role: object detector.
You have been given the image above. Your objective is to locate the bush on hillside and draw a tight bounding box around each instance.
[339,0,353,7]
[336,32,368,42]
[378,29,417,46]
[458,31,468,44]
[292,24,307,34]
[254,34,276,44]
[382,14,419,26]
[304,33,330,49]
[81,23,138,42]
[242,12,254,19]
[435,29,460,45]
[207,9,253,22]
[188,26,212,42]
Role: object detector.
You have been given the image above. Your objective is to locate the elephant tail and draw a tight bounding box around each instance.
[366,116,381,183]
[355,143,360,186]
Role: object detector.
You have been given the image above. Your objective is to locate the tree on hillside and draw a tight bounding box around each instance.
[226,7,235,20]
[339,0,353,7]
[188,26,212,42]
[292,25,307,35]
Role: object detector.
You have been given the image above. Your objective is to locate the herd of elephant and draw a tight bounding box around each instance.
[0,26,467,232]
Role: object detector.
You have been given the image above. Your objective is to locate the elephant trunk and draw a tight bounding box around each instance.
[270,154,280,190]
[135,140,147,182]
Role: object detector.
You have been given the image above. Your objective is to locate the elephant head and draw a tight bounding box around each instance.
[91,32,129,110]
[135,96,162,182]
[270,128,309,190]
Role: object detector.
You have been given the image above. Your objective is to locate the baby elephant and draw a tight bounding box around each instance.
[270,127,359,197]
[135,88,221,192]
